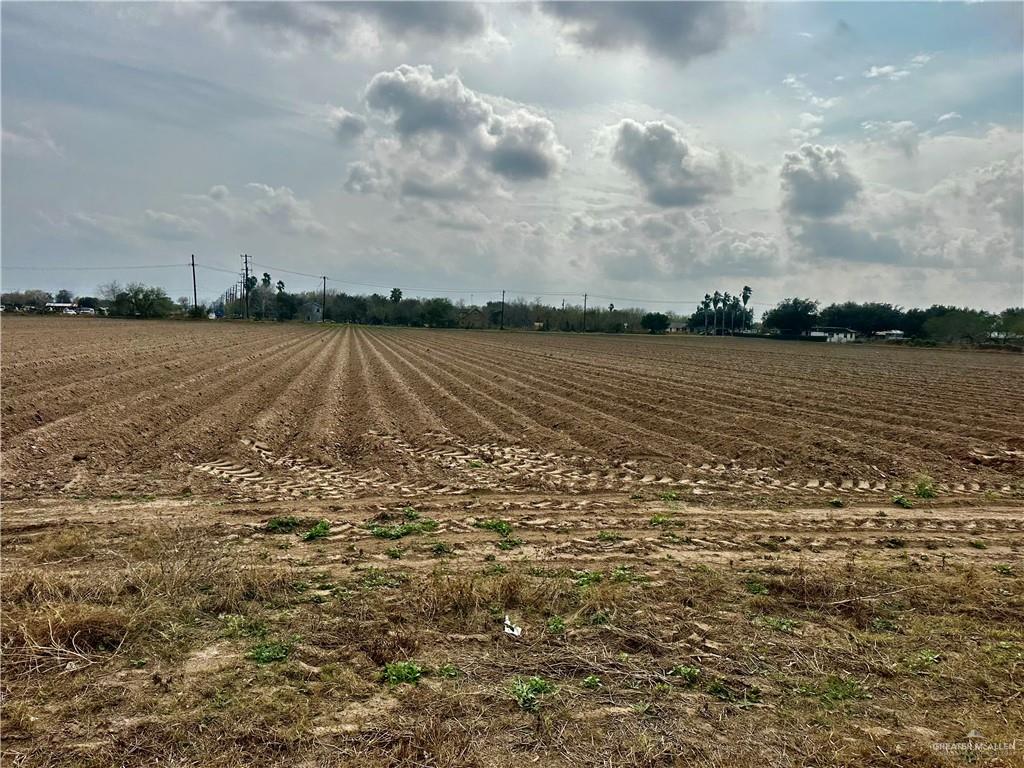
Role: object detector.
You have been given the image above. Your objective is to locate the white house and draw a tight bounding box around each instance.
[807,326,858,343]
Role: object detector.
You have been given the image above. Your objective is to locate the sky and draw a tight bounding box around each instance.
[2,1,1022,312]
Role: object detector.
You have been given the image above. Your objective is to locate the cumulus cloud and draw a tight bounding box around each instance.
[974,154,1023,232]
[780,144,862,218]
[608,119,734,207]
[344,161,387,195]
[791,220,905,265]
[571,208,785,280]
[789,112,824,144]
[937,112,962,124]
[862,120,920,158]
[182,182,328,237]
[329,107,368,143]
[245,183,328,236]
[785,151,1023,272]
[538,2,750,64]
[212,2,487,51]
[350,64,568,205]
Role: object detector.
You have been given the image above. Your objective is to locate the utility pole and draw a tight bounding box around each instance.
[241,254,251,319]
[321,276,327,323]
[499,290,505,330]
[582,293,588,333]
[190,254,197,312]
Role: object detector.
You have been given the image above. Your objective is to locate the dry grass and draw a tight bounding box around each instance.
[2,510,1021,768]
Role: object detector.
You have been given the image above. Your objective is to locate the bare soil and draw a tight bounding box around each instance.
[2,317,1021,767]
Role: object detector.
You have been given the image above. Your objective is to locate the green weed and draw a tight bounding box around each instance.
[546,616,566,635]
[303,520,331,541]
[369,518,438,539]
[264,516,302,534]
[247,641,291,664]
[476,519,513,537]
[913,476,937,499]
[668,665,701,685]
[511,676,555,711]
[382,661,423,685]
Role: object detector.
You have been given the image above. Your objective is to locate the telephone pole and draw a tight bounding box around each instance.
[241,254,251,319]
[499,290,505,330]
[582,293,588,333]
[190,254,197,312]
[321,276,327,323]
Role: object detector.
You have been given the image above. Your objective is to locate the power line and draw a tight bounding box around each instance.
[4,257,770,311]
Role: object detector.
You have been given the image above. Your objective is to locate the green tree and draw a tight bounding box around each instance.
[998,307,1024,337]
[702,294,712,334]
[640,312,670,334]
[741,285,752,331]
[763,297,819,334]
[923,309,994,343]
[390,287,403,304]
[110,283,175,318]
[55,289,74,303]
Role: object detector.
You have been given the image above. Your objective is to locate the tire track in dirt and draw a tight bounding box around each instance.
[401,331,1017,481]
[133,328,335,470]
[2,328,295,437]
[488,334,1021,431]
[2,328,332,496]
[451,333,1021,452]
[388,330,767,468]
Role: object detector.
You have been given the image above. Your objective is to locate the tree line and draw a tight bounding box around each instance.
[761,298,1024,343]
[4,280,1021,344]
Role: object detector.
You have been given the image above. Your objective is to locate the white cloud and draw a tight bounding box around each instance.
[780,144,863,218]
[937,111,962,123]
[328,107,368,143]
[781,74,840,110]
[608,119,735,207]
[572,208,785,281]
[349,64,568,206]
[2,122,63,158]
[862,120,921,159]
[863,65,911,81]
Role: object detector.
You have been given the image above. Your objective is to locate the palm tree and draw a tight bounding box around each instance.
[730,296,742,333]
[712,291,722,336]
[741,285,752,332]
[722,292,732,335]
[702,293,712,334]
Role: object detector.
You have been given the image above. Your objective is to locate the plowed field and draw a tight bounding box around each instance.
[3,317,1022,767]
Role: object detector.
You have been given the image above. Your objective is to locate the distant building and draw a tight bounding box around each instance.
[667,322,687,333]
[875,329,905,340]
[300,302,322,323]
[807,326,858,343]
[45,302,77,312]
